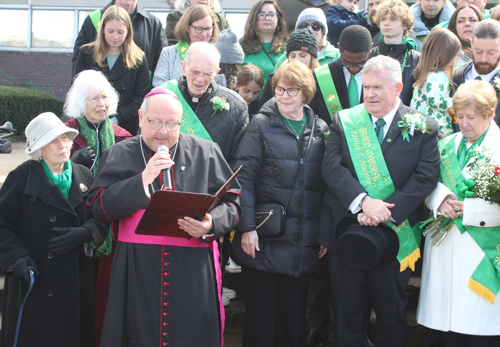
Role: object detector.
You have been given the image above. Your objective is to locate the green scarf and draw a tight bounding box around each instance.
[438,134,500,304]
[41,159,73,199]
[76,117,115,176]
[456,126,489,169]
[379,35,418,50]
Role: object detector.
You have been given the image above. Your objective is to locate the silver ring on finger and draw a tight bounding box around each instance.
[155,159,161,166]
[444,210,448,214]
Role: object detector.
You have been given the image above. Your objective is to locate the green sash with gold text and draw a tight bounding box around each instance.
[175,41,189,61]
[339,104,421,272]
[155,80,213,142]
[314,64,342,120]
[438,135,500,303]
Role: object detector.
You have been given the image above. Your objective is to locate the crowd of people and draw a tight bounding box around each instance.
[1,0,500,346]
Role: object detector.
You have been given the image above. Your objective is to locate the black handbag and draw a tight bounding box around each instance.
[254,116,316,238]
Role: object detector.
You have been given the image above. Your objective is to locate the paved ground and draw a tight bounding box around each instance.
[0,137,29,188]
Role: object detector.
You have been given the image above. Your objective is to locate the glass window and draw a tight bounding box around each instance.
[0,10,28,47]
[225,13,249,39]
[149,11,168,30]
[32,10,74,48]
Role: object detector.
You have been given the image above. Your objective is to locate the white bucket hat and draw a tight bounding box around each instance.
[25,112,78,154]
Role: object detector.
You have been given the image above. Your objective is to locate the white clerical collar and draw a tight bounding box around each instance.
[470,64,500,82]
[370,100,400,134]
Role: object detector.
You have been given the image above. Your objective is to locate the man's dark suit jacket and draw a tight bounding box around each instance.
[453,61,500,126]
[309,57,363,126]
[319,102,441,251]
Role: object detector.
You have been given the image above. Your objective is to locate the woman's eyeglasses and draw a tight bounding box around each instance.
[87,95,110,105]
[258,12,278,20]
[190,25,214,34]
[298,22,322,32]
[273,86,301,97]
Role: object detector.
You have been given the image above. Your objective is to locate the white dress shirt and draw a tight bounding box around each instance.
[465,64,500,83]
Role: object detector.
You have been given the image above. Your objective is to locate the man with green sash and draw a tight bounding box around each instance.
[320,55,440,346]
[72,0,167,74]
[156,42,249,167]
[309,25,372,125]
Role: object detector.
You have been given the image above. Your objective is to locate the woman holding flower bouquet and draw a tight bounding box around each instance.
[417,80,500,346]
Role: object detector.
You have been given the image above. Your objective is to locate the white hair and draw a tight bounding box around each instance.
[185,42,221,66]
[175,0,221,13]
[64,70,119,119]
[364,55,402,84]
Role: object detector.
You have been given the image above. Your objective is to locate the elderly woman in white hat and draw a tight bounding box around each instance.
[0,112,107,347]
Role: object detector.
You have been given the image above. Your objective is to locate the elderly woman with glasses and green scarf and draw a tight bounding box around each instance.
[64,68,132,344]
[153,5,226,87]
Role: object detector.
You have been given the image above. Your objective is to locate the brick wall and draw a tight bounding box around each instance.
[0,51,72,101]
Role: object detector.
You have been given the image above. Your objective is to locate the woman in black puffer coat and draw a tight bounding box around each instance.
[232,62,328,347]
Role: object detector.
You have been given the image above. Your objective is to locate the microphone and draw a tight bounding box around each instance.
[157,145,173,191]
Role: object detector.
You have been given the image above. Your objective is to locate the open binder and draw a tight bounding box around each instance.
[135,166,241,238]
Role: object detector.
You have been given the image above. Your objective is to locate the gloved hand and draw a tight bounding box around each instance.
[12,256,39,284]
[71,146,96,167]
[49,227,92,254]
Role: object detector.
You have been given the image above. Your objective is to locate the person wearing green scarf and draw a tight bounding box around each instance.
[448,4,486,69]
[0,112,108,346]
[369,0,422,106]
[418,80,500,344]
[63,69,132,343]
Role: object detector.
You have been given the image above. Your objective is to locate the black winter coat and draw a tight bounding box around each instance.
[177,77,249,167]
[0,160,108,347]
[231,99,328,277]
[369,40,421,106]
[73,46,151,135]
[71,1,167,73]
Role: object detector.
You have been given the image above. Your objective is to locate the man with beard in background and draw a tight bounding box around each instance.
[454,19,500,125]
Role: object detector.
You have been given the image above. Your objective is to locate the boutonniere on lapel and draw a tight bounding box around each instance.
[493,77,500,92]
[321,130,330,145]
[210,96,230,118]
[397,113,430,143]
[465,146,492,173]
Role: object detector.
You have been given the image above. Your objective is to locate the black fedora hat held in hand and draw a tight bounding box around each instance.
[335,218,399,271]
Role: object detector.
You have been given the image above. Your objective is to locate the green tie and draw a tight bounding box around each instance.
[375,118,386,144]
[348,74,359,108]
[475,76,482,80]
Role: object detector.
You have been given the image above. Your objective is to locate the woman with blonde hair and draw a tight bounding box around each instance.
[240,0,288,87]
[73,5,150,135]
[153,5,225,87]
[418,80,500,346]
[165,0,229,46]
[410,27,460,138]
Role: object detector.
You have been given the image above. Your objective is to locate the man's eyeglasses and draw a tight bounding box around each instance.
[188,68,216,81]
[190,25,214,34]
[341,62,367,69]
[258,12,278,20]
[144,115,180,131]
[87,95,110,104]
[298,22,322,32]
[273,86,301,97]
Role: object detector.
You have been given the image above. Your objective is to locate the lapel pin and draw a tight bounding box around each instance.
[441,149,446,155]
[181,166,186,171]
[387,138,392,142]
[79,183,88,192]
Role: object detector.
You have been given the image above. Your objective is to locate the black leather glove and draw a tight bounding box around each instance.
[12,256,39,283]
[49,227,92,254]
[71,146,96,167]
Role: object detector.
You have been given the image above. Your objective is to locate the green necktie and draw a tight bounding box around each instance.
[475,76,482,80]
[375,118,386,144]
[348,74,359,108]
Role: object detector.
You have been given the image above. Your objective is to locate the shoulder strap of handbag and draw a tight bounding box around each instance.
[261,43,276,67]
[283,115,316,212]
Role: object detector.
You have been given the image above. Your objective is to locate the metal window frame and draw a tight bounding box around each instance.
[0,6,249,53]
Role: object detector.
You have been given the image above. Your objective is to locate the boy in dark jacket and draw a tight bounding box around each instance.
[326,0,369,46]
[368,0,421,106]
